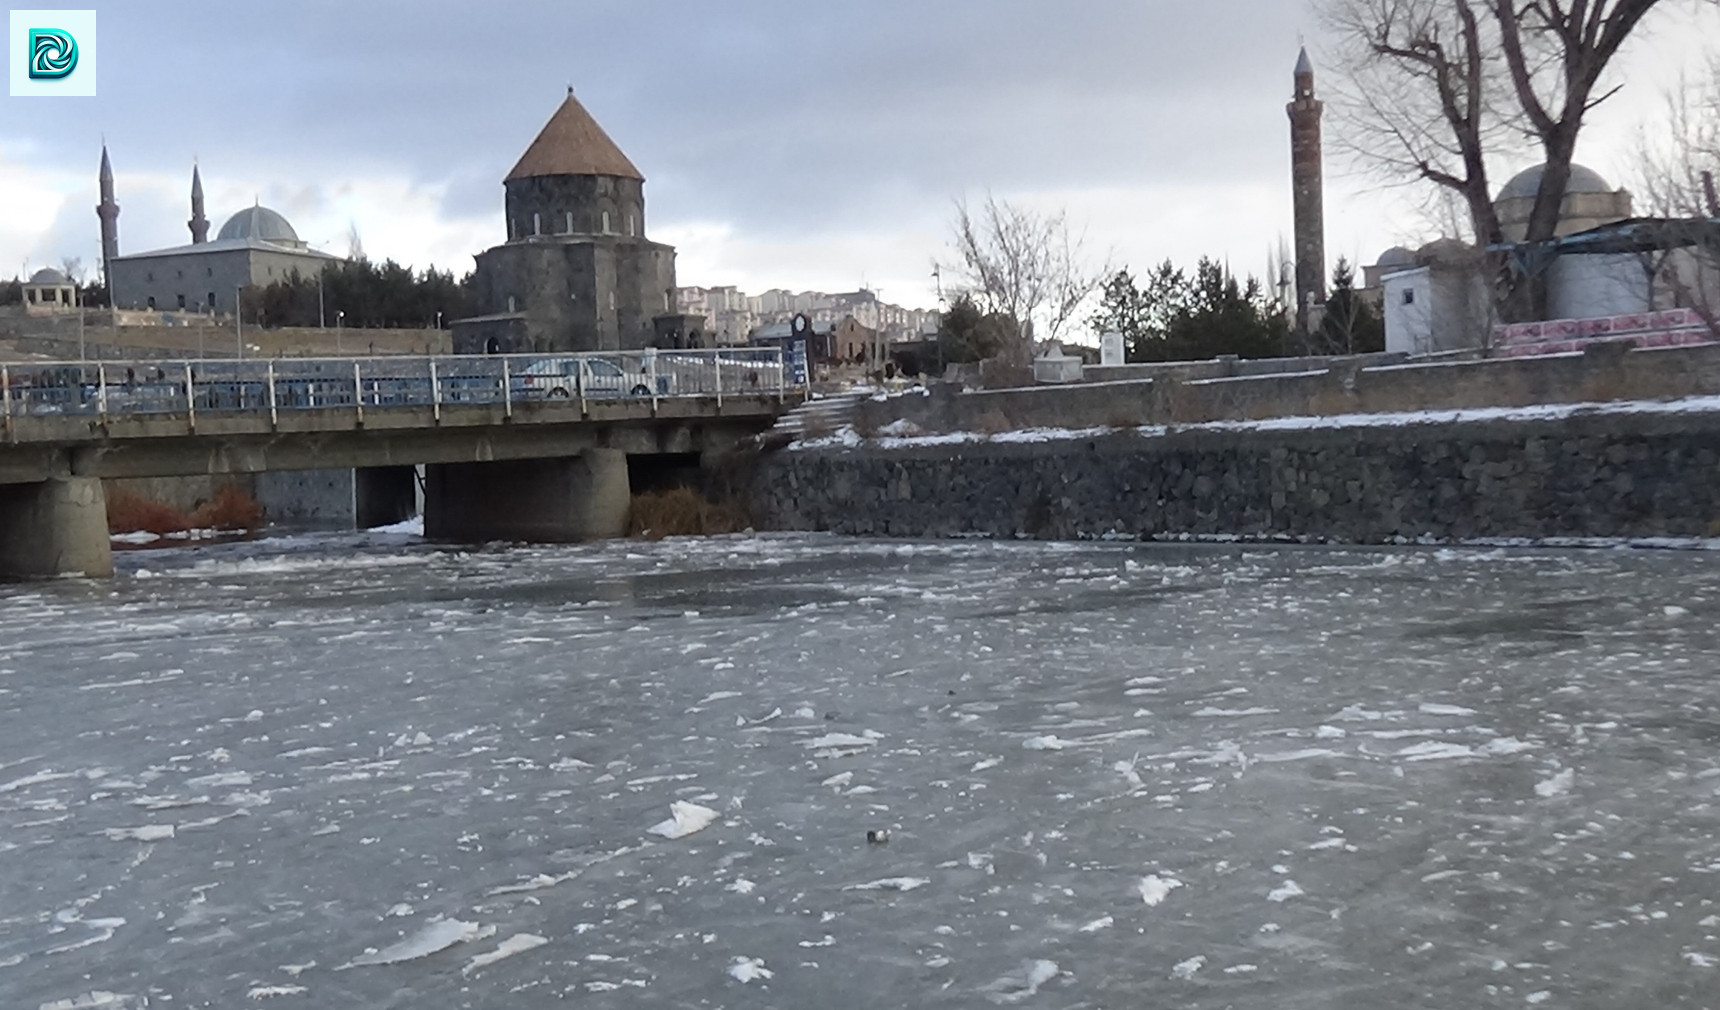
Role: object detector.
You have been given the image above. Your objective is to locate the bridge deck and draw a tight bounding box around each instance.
[0,349,803,483]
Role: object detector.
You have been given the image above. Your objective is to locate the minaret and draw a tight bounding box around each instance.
[188,163,209,244]
[96,144,120,295]
[1287,47,1326,332]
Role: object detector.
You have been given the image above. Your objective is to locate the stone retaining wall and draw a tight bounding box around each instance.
[857,342,1720,436]
[753,412,1720,543]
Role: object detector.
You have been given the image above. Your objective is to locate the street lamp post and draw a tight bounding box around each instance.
[336,311,345,355]
[235,285,244,359]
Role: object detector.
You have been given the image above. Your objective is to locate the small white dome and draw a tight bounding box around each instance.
[28,267,69,285]
[1375,246,1415,269]
[1497,163,1614,203]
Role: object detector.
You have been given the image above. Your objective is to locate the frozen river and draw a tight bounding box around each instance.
[3,531,1720,1008]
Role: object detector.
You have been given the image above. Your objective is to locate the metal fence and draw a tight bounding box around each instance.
[0,348,792,422]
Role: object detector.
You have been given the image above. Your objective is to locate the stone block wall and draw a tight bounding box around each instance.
[856,342,1720,436]
[753,412,1720,543]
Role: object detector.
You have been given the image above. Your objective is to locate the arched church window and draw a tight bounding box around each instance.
[602,211,611,234]
[628,215,636,237]
[532,213,541,236]
[565,211,574,234]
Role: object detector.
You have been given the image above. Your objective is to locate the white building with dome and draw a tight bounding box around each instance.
[105,160,343,315]
[1373,161,1645,355]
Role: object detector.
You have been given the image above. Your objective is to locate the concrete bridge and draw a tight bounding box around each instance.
[0,348,801,579]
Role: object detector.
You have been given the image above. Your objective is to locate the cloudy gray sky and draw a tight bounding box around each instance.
[2,1,1712,320]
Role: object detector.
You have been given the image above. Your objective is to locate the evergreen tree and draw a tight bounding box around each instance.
[1315,258,1385,355]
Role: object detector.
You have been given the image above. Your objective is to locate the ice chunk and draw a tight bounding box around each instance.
[1685,952,1717,968]
[821,772,854,789]
[1418,703,1478,717]
[38,994,140,1010]
[186,771,252,788]
[103,825,175,842]
[1022,735,1065,751]
[803,732,879,754]
[982,959,1059,1003]
[1268,880,1305,903]
[1395,741,1477,762]
[971,757,1003,772]
[338,918,490,969]
[246,986,307,999]
[843,877,931,892]
[729,956,773,983]
[648,801,721,840]
[1535,768,1575,798]
[1139,874,1183,907]
[463,933,549,975]
[1171,955,1206,980]
[1078,915,1113,933]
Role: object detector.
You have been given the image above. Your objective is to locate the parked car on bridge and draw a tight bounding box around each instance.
[513,357,653,399]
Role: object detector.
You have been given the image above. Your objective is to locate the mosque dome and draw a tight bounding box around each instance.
[1497,163,1615,203]
[28,267,69,285]
[217,205,300,244]
[1375,246,1415,270]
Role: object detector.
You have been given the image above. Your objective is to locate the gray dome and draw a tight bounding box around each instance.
[217,205,299,243]
[1375,246,1415,269]
[1497,163,1613,202]
[28,267,69,285]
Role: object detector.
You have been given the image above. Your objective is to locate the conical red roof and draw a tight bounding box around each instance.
[505,91,643,183]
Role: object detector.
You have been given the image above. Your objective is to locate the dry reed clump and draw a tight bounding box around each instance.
[106,488,191,535]
[106,485,266,535]
[192,485,266,531]
[629,487,751,541]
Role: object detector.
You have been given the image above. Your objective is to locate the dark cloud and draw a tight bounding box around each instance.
[3,1,1314,281]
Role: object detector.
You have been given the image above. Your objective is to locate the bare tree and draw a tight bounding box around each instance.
[1634,59,1720,334]
[1637,57,1720,217]
[1321,0,1519,245]
[1322,0,1697,319]
[943,195,1109,360]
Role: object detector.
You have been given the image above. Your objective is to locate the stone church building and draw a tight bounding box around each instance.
[452,90,681,354]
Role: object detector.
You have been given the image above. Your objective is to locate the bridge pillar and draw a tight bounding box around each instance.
[0,477,114,580]
[423,450,631,543]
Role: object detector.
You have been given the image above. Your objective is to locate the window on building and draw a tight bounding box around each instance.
[207,267,213,277]
[507,295,517,313]
[176,294,186,309]
[565,211,574,234]
[602,211,611,234]
[628,215,636,237]
[147,297,156,309]
[177,269,184,280]
[609,291,616,311]
[533,213,542,236]
[662,292,670,312]
[208,292,216,308]
[1402,289,1416,306]
[146,272,154,282]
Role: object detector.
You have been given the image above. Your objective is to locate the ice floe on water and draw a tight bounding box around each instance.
[10,531,1720,1005]
[463,933,549,975]
[1139,874,1183,906]
[647,801,721,839]
[338,919,493,969]
[982,959,1060,1003]
[728,956,773,983]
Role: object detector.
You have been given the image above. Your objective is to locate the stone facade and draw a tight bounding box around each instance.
[753,412,1720,543]
[453,93,677,355]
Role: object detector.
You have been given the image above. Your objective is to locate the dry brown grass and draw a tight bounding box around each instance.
[192,485,266,531]
[629,487,751,541]
[107,484,266,534]
[106,488,192,535]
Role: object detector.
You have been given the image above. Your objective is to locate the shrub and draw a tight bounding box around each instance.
[629,487,751,541]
